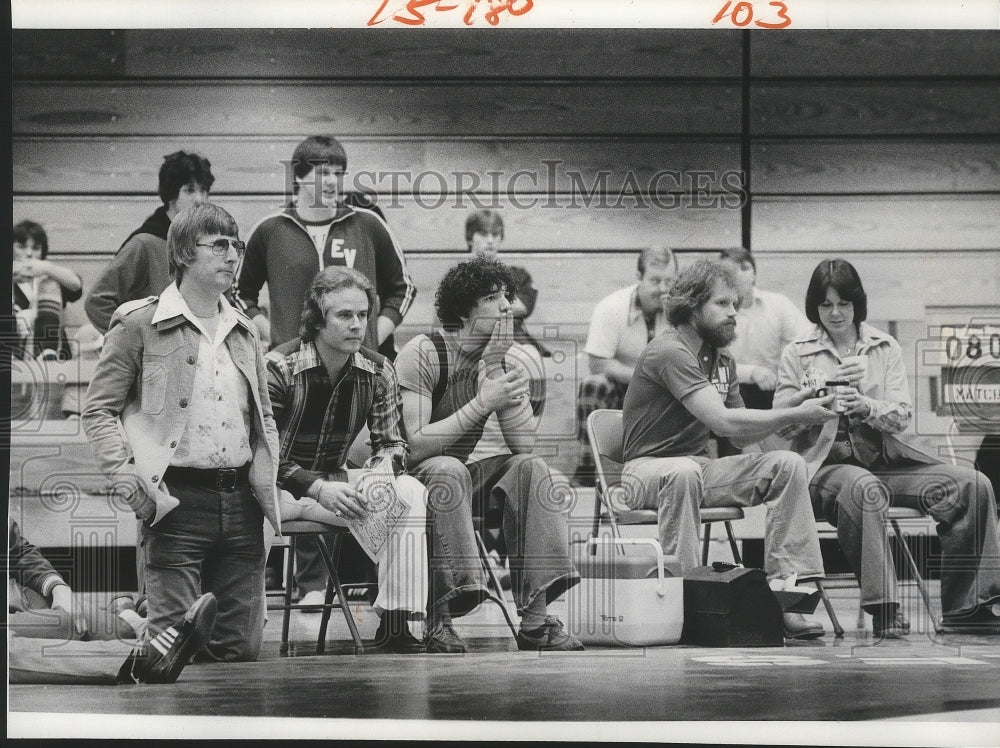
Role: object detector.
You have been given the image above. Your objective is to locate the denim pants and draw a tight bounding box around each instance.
[142,481,265,662]
[412,453,580,616]
[811,461,1000,616]
[622,451,825,581]
[9,636,136,685]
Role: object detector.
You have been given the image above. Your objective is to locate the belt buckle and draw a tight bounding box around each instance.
[216,468,238,491]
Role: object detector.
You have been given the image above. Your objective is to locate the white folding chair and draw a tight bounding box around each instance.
[585,409,745,561]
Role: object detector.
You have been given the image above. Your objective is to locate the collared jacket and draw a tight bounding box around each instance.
[772,322,940,478]
[82,284,281,532]
[233,202,416,350]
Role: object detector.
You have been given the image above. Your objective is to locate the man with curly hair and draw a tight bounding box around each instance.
[395,255,583,653]
[621,258,837,640]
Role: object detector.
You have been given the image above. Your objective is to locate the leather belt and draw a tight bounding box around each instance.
[164,464,251,492]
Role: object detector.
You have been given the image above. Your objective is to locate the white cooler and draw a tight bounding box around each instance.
[566,537,684,647]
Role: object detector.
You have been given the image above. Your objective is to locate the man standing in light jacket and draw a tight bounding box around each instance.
[83,203,280,662]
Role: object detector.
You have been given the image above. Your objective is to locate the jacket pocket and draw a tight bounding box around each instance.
[141,365,167,414]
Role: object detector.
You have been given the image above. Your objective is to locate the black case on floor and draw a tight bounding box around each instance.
[681,566,784,647]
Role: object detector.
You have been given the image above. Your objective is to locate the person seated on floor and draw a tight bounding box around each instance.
[82,203,281,663]
[395,255,583,653]
[10,595,217,686]
[13,220,84,361]
[572,245,678,486]
[719,246,811,410]
[265,266,430,653]
[771,258,1000,636]
[8,516,214,685]
[620,258,837,640]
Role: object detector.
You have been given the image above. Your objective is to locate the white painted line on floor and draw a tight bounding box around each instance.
[858,657,988,665]
[691,654,827,666]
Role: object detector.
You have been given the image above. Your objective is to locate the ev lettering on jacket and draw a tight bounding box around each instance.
[326,239,357,269]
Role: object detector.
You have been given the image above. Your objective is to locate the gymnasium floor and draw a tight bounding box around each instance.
[9,571,1000,744]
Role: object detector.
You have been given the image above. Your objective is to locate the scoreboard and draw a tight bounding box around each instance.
[918,308,1000,435]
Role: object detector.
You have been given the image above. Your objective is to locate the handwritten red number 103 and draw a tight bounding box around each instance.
[713,1,792,29]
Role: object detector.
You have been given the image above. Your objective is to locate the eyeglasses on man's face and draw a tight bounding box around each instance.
[197,237,246,257]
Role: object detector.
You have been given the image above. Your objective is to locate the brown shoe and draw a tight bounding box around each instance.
[425,622,469,654]
[940,602,1000,634]
[782,612,825,640]
[369,612,425,654]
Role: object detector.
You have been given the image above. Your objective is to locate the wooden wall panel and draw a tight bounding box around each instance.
[752,83,1000,136]
[10,29,1000,359]
[57,250,995,339]
[753,141,1000,194]
[13,195,742,254]
[16,30,998,82]
[753,195,1000,252]
[13,136,741,195]
[11,30,125,78]
[12,82,742,137]
[13,29,742,80]
[751,31,1000,77]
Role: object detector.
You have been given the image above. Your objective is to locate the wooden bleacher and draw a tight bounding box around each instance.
[11,28,998,557]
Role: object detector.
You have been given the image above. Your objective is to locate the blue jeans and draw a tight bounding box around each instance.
[811,461,1000,616]
[142,481,265,662]
[412,453,580,615]
[622,451,825,581]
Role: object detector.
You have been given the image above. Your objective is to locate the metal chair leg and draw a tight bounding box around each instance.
[315,535,339,654]
[890,519,940,633]
[280,536,296,655]
[701,522,712,565]
[590,485,603,553]
[813,578,845,637]
[723,521,742,565]
[316,533,365,654]
[475,530,519,639]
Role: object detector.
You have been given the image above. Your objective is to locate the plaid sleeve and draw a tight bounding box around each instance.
[366,359,409,469]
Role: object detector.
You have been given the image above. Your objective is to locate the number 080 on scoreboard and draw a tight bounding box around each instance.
[920,317,1000,432]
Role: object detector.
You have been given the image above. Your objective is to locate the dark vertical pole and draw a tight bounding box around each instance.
[741,30,752,252]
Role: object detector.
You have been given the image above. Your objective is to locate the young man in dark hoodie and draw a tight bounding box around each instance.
[84,151,215,333]
[233,135,416,358]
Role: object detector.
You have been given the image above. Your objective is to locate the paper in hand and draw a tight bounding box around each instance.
[348,460,411,562]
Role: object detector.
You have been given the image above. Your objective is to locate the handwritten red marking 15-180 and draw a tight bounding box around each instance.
[712,1,792,29]
[368,0,534,27]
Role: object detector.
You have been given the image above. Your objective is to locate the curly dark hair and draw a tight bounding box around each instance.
[158,150,214,205]
[664,258,739,327]
[434,255,516,331]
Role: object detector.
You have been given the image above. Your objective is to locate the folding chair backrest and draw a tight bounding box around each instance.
[587,409,625,512]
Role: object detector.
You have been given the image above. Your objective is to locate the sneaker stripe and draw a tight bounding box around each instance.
[149,627,179,655]
[149,638,171,656]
